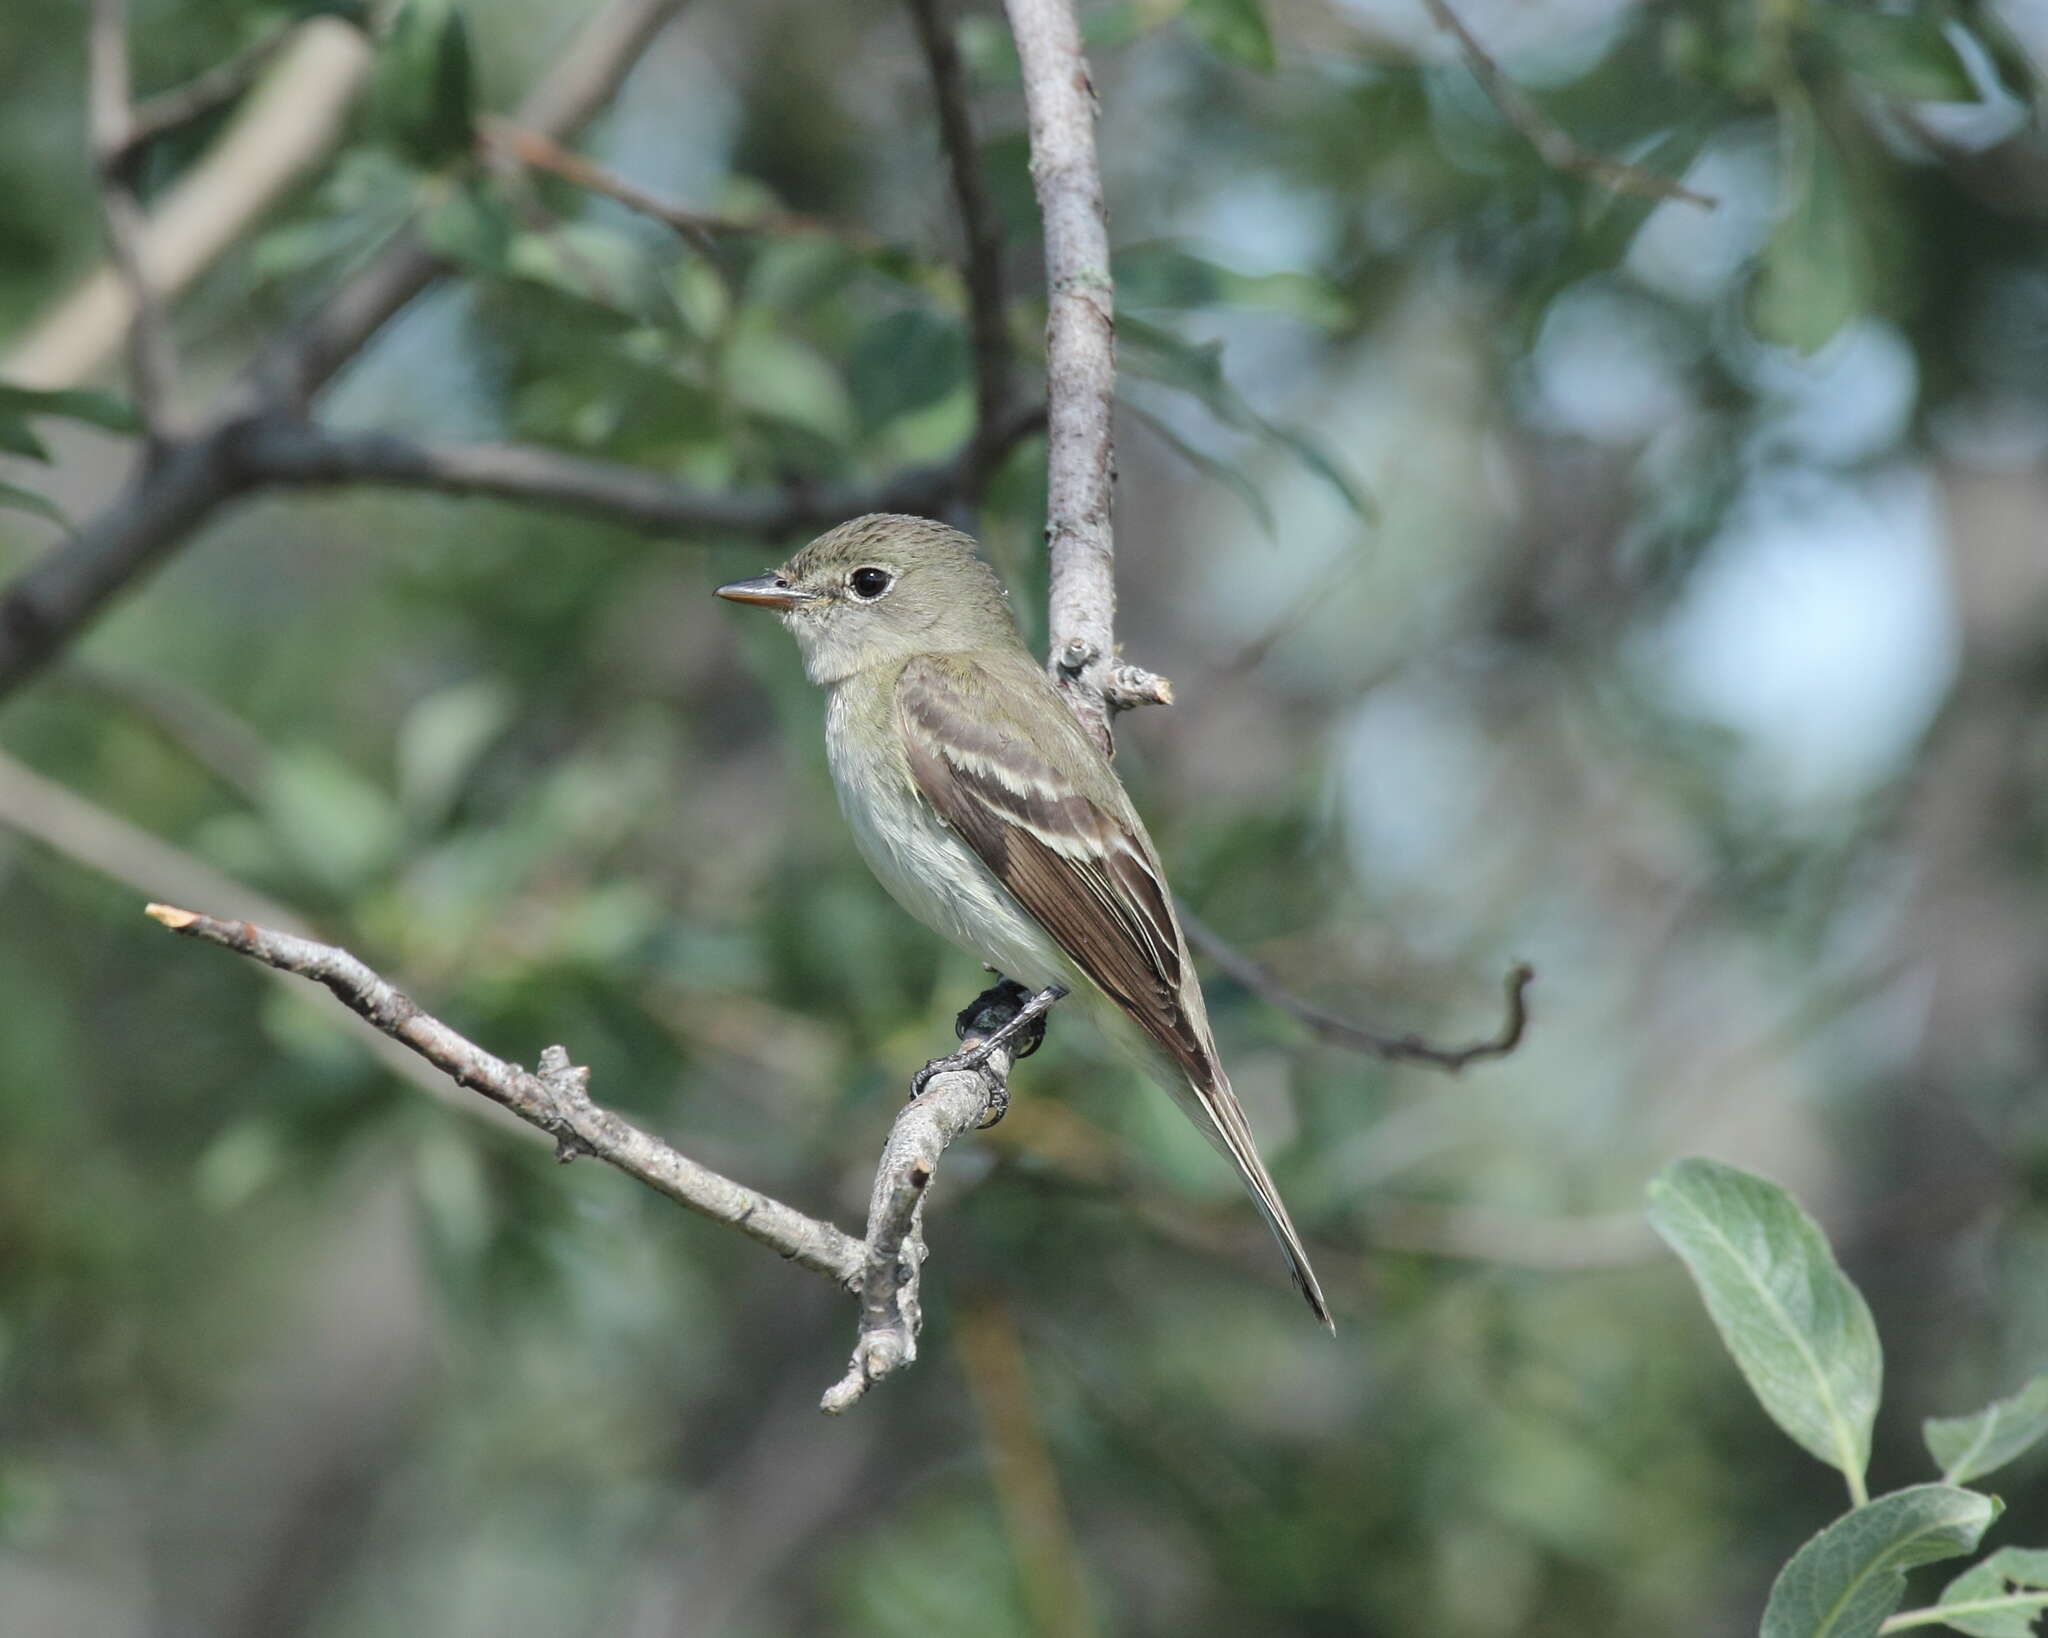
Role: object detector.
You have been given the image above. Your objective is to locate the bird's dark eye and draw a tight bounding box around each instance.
[848,567,892,600]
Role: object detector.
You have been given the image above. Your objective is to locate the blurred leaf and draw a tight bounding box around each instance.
[1121,314,1373,519]
[1184,0,1276,73]
[0,480,64,524]
[1926,1375,2048,1485]
[0,383,140,436]
[1646,1157,1880,1486]
[0,418,47,461]
[1126,401,1274,534]
[1116,241,1349,329]
[370,0,475,169]
[725,315,854,445]
[194,1120,285,1213]
[260,746,404,896]
[421,176,516,272]
[396,676,516,827]
[1815,10,1975,102]
[506,225,679,324]
[848,308,969,430]
[1748,112,1869,353]
[1934,1548,2048,1638]
[1761,1487,2000,1638]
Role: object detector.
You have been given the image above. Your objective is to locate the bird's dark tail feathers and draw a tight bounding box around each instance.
[1190,1070,1334,1332]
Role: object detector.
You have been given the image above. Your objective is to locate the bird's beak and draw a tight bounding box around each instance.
[715,574,817,609]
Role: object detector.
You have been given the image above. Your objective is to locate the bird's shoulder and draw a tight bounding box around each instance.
[893,648,1127,814]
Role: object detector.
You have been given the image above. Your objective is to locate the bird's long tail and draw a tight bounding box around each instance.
[1189,1071,1333,1332]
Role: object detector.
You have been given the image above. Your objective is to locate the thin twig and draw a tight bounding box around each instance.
[904,0,1015,509]
[1183,910,1533,1072]
[146,905,870,1280]
[479,118,875,262]
[120,15,301,159]
[88,0,179,437]
[823,981,1063,1412]
[144,903,1060,1411]
[3,17,374,392]
[1418,0,1716,211]
[1003,0,1172,752]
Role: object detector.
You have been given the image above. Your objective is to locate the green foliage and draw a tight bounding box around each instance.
[1181,0,1276,74]
[1760,1486,1999,1638]
[1928,1379,2048,1488]
[1653,1161,2048,1637]
[1934,1548,2048,1637]
[369,0,476,169]
[1647,1157,1881,1495]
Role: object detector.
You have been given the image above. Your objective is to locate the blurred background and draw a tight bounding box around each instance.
[5,0,2048,1632]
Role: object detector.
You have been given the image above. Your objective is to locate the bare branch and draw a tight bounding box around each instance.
[88,0,180,435]
[244,0,693,413]
[1417,0,1715,211]
[120,14,300,159]
[3,18,373,392]
[480,118,870,262]
[823,981,1062,1413]
[146,905,870,1282]
[143,904,1062,1410]
[903,0,1014,508]
[1183,911,1533,1072]
[1003,0,1168,753]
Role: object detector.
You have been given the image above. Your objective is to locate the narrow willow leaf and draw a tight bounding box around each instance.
[1926,1377,2048,1485]
[1761,1486,1999,1638]
[1817,11,1975,102]
[1124,401,1274,536]
[0,383,141,436]
[1748,111,1869,354]
[1930,1548,2048,1637]
[0,480,66,525]
[1647,1157,1880,1487]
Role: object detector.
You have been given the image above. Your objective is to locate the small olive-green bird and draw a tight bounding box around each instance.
[718,513,1331,1328]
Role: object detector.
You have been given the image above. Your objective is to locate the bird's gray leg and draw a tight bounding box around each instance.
[907,979,1067,1122]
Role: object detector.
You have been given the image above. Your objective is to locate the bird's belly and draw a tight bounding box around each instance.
[826,691,1069,991]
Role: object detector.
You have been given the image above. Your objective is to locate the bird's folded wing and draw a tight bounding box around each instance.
[897,655,1212,1087]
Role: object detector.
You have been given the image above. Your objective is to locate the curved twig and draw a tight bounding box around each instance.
[1183,910,1533,1072]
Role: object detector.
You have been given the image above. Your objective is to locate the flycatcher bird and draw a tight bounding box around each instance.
[717,514,1331,1328]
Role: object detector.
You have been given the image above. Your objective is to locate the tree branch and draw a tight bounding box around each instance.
[5,19,373,393]
[88,0,179,437]
[1002,0,1170,753]
[144,905,1060,1410]
[904,0,1014,509]
[1417,0,1715,210]
[1182,910,1534,1072]
[119,14,301,160]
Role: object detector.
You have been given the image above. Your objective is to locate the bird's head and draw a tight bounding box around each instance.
[716,513,1020,684]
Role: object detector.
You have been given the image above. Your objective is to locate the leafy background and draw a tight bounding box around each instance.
[6,0,2048,1633]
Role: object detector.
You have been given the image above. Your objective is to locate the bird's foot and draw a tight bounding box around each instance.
[908,980,1067,1125]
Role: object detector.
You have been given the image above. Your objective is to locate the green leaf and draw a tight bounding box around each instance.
[847,309,969,430]
[1120,315,1374,520]
[1926,1376,2048,1485]
[0,384,141,436]
[1815,11,1976,102]
[1646,1156,1880,1490]
[0,480,65,525]
[1931,1548,2048,1638]
[370,0,475,169]
[1125,401,1274,535]
[421,177,516,272]
[260,747,404,896]
[396,676,515,827]
[1115,242,1349,329]
[505,225,679,325]
[0,417,48,462]
[1749,108,1870,353]
[1183,0,1275,73]
[1761,1487,2000,1638]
